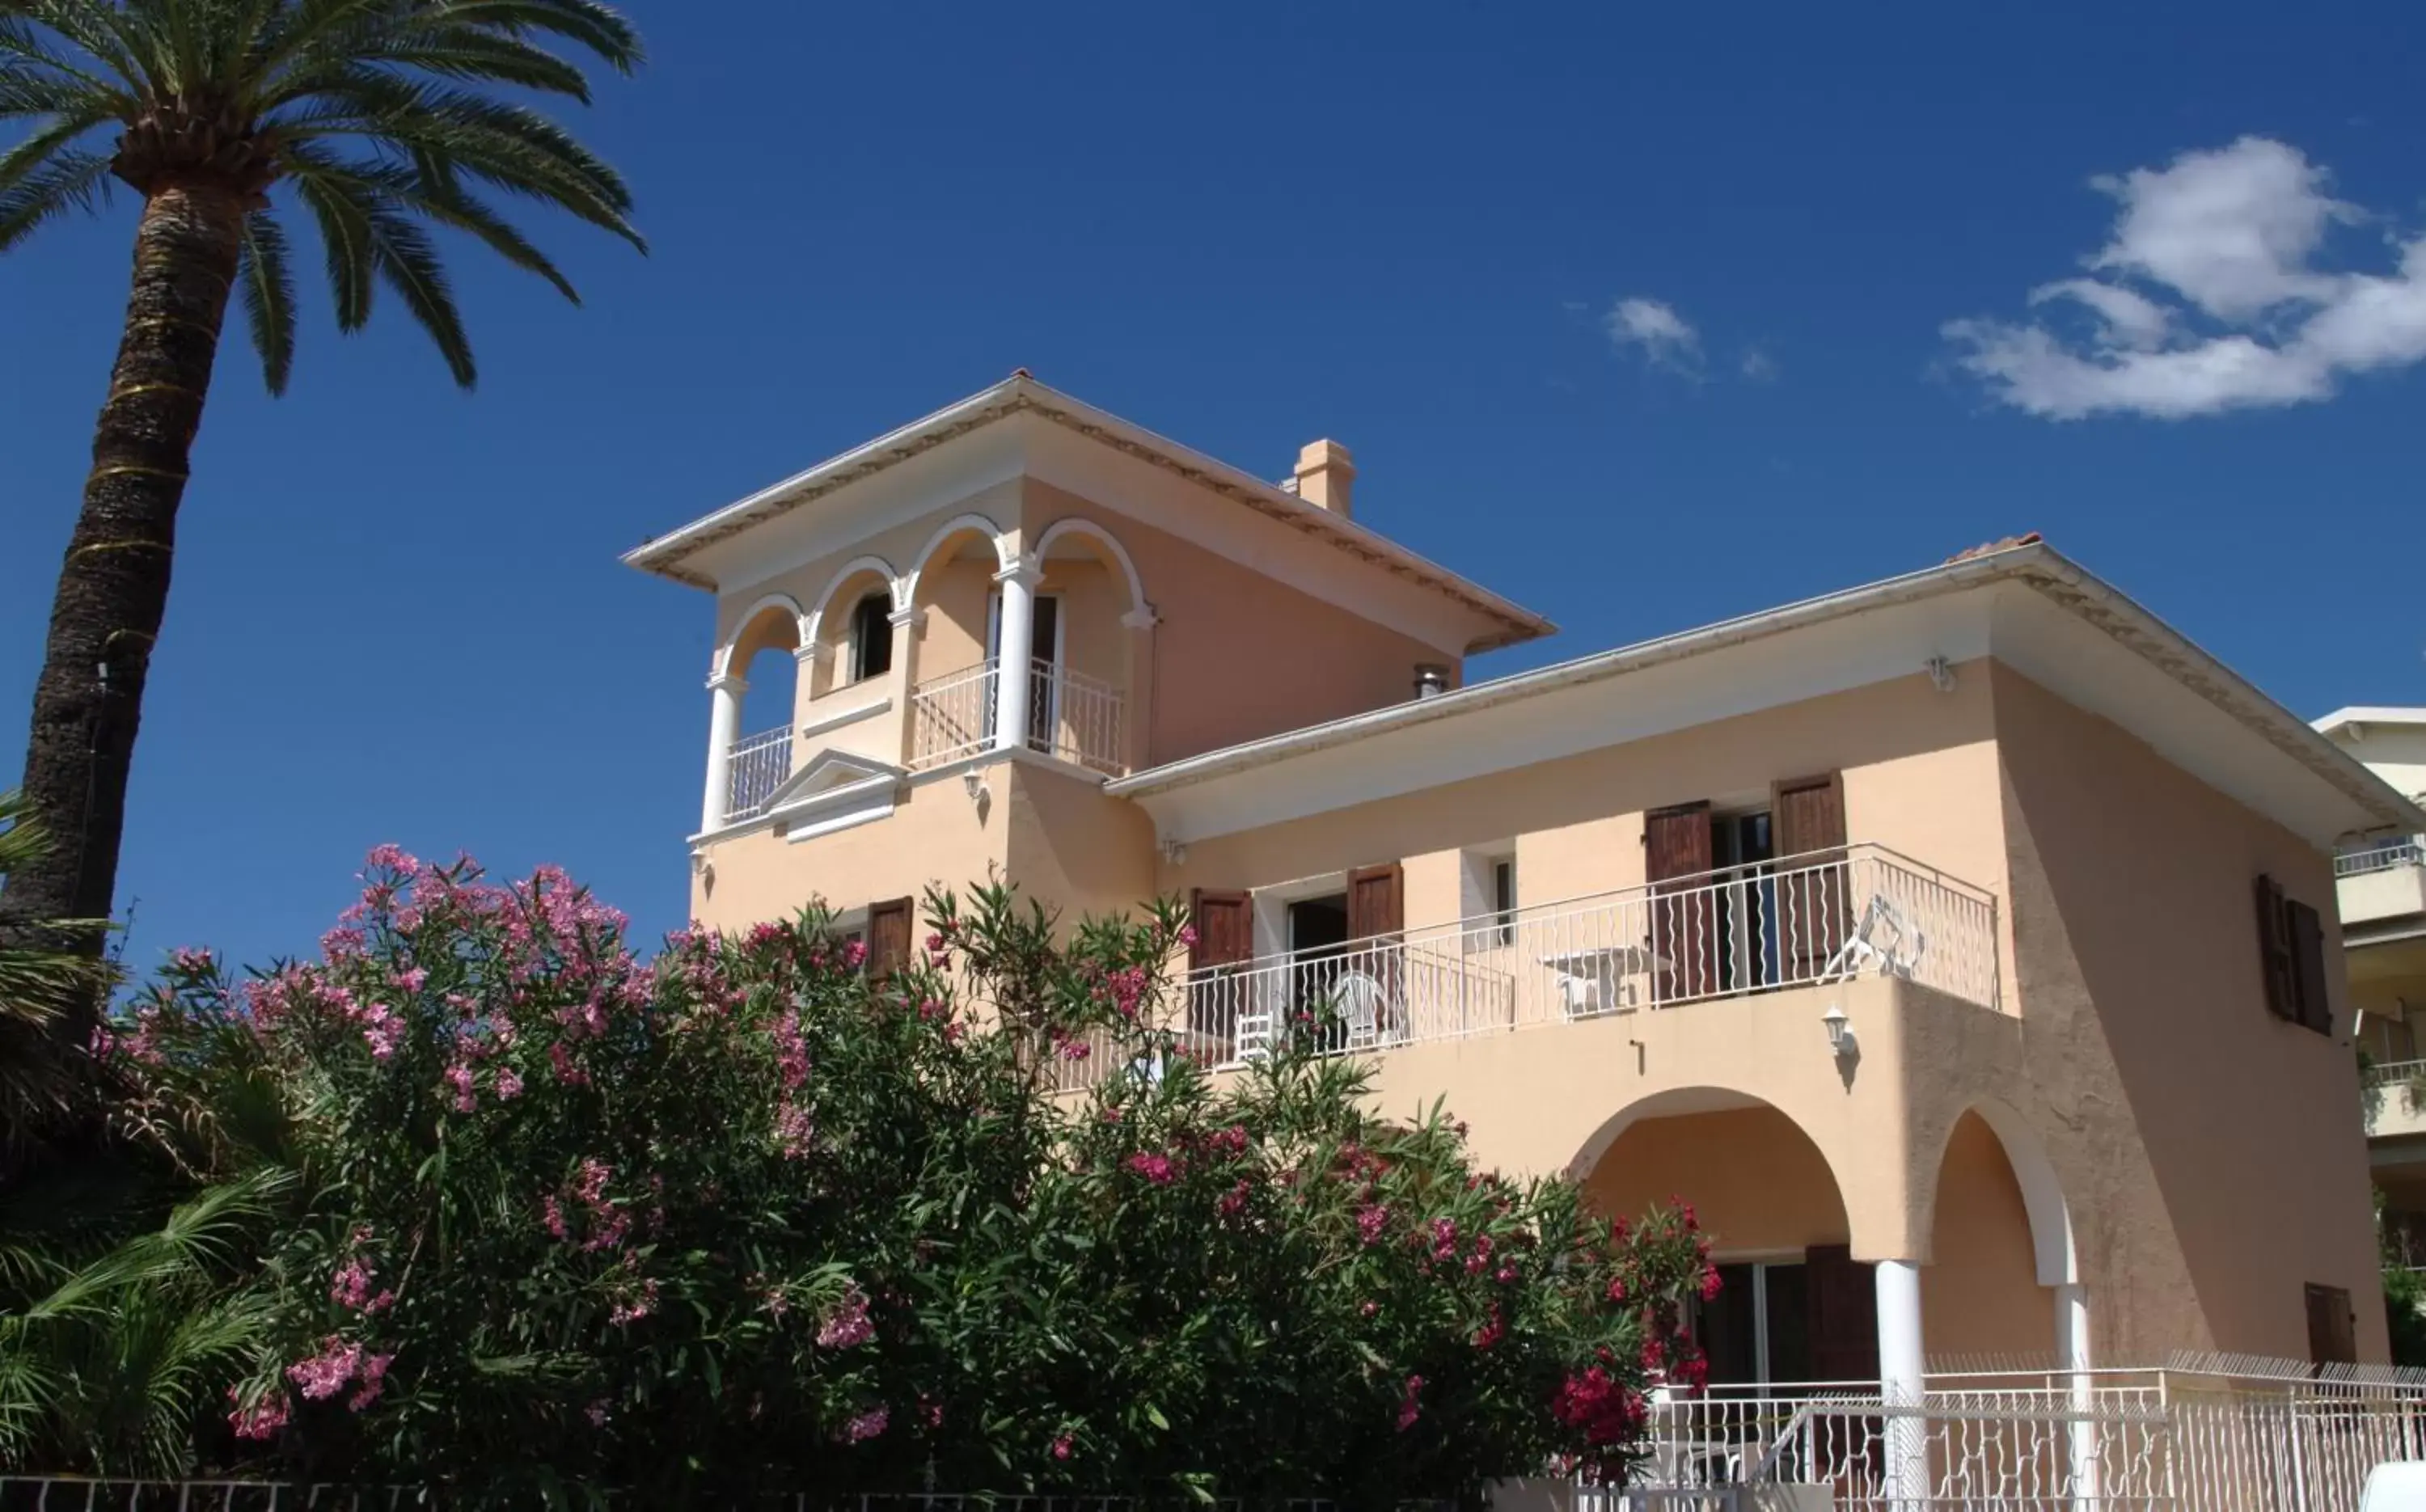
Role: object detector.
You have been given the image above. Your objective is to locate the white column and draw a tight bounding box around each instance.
[991,555,1042,754]
[701,673,746,832]
[2056,1282,2098,1511]
[1875,1259,1928,1512]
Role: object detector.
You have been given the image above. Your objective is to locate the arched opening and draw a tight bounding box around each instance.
[805,560,899,701]
[1581,1089,1875,1387]
[903,517,1011,771]
[1922,1110,2059,1362]
[1029,517,1146,776]
[716,598,804,822]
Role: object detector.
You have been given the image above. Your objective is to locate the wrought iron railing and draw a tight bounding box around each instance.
[725,725,792,822]
[1162,845,2000,1073]
[2339,838,2426,878]
[1031,658,1126,777]
[907,659,1000,772]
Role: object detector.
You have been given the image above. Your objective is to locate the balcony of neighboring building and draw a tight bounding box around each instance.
[2338,836,2426,927]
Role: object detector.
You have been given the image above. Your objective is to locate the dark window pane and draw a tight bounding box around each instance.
[1765,1263,1812,1384]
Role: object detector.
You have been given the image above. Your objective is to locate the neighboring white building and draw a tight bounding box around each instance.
[2316,707,2426,1258]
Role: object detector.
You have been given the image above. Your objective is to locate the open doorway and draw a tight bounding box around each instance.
[1287,893,1350,1047]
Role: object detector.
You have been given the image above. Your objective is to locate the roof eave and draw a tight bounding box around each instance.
[1109,541,2426,838]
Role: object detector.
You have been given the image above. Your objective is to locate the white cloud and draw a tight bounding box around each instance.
[1740,347,1781,382]
[1943,136,2426,420]
[1606,297,1702,374]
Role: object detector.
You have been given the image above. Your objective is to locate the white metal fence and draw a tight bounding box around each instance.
[2337,839,2425,878]
[725,725,793,821]
[1156,846,2001,1077]
[908,659,1000,772]
[908,659,1126,777]
[1032,658,1126,776]
[1610,1366,2426,1512]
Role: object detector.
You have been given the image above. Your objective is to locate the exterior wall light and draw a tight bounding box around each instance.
[1823,1003,1858,1058]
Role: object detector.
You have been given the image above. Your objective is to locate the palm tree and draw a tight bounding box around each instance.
[0,0,644,974]
[0,788,113,1171]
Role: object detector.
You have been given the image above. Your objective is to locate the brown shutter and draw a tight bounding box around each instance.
[1188,889,1254,969]
[2306,1283,2356,1365]
[2288,898,2332,1035]
[1774,774,1851,978]
[1646,803,1717,1002]
[1187,889,1255,1051]
[1346,864,1405,940]
[867,897,914,979]
[1805,1244,1880,1383]
[2254,875,2294,1022]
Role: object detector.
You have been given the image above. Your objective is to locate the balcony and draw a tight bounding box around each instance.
[1169,844,2002,1071]
[2337,838,2426,927]
[723,724,793,823]
[907,657,1127,778]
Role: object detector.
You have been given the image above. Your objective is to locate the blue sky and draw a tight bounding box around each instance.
[4,0,2424,976]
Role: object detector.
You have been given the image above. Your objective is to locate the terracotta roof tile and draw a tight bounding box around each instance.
[1945,531,2044,564]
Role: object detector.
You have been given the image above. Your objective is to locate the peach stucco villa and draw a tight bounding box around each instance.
[625,374,2426,1404]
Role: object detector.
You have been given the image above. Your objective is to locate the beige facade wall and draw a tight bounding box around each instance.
[1926,1112,2056,1358]
[1020,482,1461,768]
[1001,761,1164,931]
[1989,663,2386,1362]
[691,777,1007,930]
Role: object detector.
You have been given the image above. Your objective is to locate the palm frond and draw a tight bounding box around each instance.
[0,144,108,251]
[235,205,295,393]
[285,143,577,302]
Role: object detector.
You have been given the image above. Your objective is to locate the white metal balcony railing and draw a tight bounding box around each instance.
[724,725,792,822]
[2339,838,2426,877]
[908,658,1126,777]
[2365,1058,2426,1090]
[908,657,1000,772]
[1033,659,1126,777]
[1157,846,2001,1075]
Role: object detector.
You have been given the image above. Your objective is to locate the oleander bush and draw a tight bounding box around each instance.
[1,849,1712,1508]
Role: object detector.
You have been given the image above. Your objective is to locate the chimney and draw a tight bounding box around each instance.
[1413,664,1450,699]
[1292,439,1356,517]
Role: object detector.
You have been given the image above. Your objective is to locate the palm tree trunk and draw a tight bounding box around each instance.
[0,181,243,968]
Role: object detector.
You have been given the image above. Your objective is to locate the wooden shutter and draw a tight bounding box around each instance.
[1188,889,1254,969]
[1774,774,1850,978]
[1187,889,1255,1050]
[2254,875,2295,1022]
[1346,864,1405,940]
[867,897,914,979]
[1646,803,1717,1002]
[2288,898,2333,1036]
[2306,1283,2356,1365]
[1805,1244,1880,1383]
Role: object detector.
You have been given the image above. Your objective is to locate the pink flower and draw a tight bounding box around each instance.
[1472,1307,1505,1350]
[169,946,216,975]
[1060,1038,1091,1062]
[286,1337,361,1401]
[1216,1179,1251,1218]
[1179,924,1200,948]
[843,1404,890,1442]
[1051,1434,1074,1460]
[443,1062,476,1113]
[542,1196,569,1241]
[775,1100,814,1158]
[609,1278,659,1326]
[925,932,947,952]
[227,1387,289,1441]
[841,939,868,969]
[496,1068,524,1100]
[1125,1152,1177,1185]
[1360,1300,1379,1317]
[394,966,429,994]
[1397,1374,1426,1432]
[330,1260,377,1311]
[1356,1204,1389,1247]
[348,1352,394,1412]
[585,1399,611,1428]
[817,1284,874,1349]
[1699,1265,1723,1301]
[548,1041,589,1085]
[364,843,421,876]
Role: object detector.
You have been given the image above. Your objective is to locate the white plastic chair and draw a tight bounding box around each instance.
[1822,894,1929,982]
[1333,970,1386,1049]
